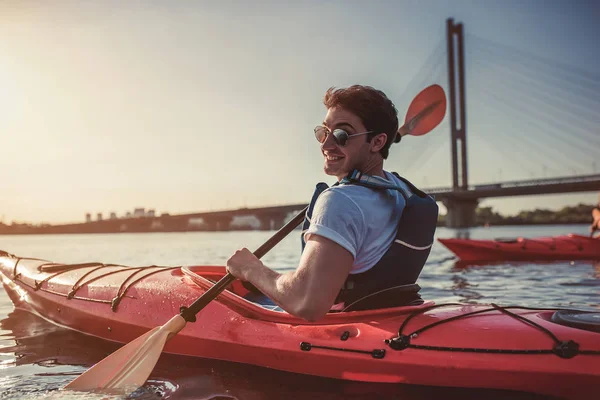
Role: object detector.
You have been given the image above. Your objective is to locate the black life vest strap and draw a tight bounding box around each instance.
[340,283,423,312]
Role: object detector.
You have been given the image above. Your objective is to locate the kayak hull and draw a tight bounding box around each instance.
[438,234,600,262]
[0,252,599,399]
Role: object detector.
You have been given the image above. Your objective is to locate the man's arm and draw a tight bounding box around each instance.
[227,234,354,322]
[591,208,600,236]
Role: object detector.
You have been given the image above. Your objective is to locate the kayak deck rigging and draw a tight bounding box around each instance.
[6,251,181,310]
[386,303,600,357]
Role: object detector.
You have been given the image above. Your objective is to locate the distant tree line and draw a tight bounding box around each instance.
[437,203,595,226]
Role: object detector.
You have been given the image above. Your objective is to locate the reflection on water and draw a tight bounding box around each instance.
[453,229,471,239]
[450,275,483,301]
[0,225,594,399]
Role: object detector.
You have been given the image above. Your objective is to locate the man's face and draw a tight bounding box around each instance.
[320,106,371,180]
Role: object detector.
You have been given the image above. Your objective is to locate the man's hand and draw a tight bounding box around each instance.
[226,248,264,281]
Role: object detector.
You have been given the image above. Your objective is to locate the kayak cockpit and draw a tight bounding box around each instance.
[180,266,434,325]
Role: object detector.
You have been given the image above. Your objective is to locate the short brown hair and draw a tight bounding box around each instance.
[323,85,399,159]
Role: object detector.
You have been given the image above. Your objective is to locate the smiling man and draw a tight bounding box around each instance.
[226,85,438,321]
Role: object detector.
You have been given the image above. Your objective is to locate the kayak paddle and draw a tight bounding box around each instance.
[64,83,447,395]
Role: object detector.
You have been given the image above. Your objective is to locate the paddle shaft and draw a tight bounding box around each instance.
[180,205,309,320]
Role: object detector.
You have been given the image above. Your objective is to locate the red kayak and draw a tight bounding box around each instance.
[438,234,600,262]
[1,250,599,399]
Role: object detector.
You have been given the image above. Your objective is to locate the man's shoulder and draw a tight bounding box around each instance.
[384,170,410,185]
[319,185,368,208]
[325,183,379,202]
[312,186,366,225]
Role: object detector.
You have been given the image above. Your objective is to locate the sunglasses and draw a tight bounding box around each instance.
[314,126,377,147]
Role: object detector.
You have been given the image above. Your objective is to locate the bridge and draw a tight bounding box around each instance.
[11,172,598,234]
[428,173,600,227]
[25,172,597,234]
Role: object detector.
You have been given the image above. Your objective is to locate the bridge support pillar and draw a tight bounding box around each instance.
[202,216,233,231]
[258,214,285,231]
[443,198,478,228]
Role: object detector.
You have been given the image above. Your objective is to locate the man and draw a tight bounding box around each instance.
[591,195,600,237]
[227,85,438,321]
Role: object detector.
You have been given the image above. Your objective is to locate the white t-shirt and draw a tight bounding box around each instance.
[303,171,408,274]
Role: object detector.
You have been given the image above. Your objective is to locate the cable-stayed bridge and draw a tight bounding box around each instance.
[382,18,600,227]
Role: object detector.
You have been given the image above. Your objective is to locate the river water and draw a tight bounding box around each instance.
[0,224,597,399]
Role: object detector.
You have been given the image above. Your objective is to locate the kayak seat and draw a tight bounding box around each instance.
[551,310,600,333]
[181,267,424,315]
[341,284,423,312]
[243,284,423,314]
[243,292,285,312]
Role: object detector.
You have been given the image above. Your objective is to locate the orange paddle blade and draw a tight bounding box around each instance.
[64,315,186,394]
[404,84,446,136]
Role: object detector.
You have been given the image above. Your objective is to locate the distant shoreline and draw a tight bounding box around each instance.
[2,203,594,235]
[0,220,590,236]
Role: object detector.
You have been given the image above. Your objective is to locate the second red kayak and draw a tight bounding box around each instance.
[438,233,600,262]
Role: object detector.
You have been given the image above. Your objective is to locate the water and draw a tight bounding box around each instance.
[0,225,597,399]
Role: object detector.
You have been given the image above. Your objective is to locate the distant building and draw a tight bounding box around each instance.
[126,212,132,218]
[230,215,261,230]
[85,213,91,223]
[133,208,145,218]
[110,212,117,220]
[150,220,163,230]
[146,209,156,218]
[97,213,103,221]
[188,218,207,229]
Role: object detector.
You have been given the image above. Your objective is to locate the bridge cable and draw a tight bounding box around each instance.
[402,120,451,182]
[396,39,447,104]
[466,33,600,90]
[391,56,448,170]
[475,93,593,175]
[467,41,600,107]
[476,87,598,163]
[474,88,593,167]
[472,102,570,177]
[470,59,600,145]
[475,90,595,173]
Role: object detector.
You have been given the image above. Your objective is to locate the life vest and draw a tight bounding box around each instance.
[301,170,438,311]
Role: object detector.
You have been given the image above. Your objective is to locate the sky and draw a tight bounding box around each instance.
[1,0,599,224]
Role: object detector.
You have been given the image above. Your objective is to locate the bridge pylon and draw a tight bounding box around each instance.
[442,198,478,228]
[445,18,476,228]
